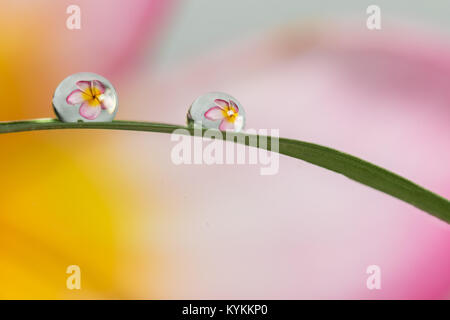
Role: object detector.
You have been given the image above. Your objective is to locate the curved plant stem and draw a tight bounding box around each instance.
[1,118,449,223]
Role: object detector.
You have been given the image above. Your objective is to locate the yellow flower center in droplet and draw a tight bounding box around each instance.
[222,106,238,123]
[82,86,102,107]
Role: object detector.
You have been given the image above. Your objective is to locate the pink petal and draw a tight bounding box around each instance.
[66,89,86,105]
[204,106,225,120]
[219,119,235,131]
[92,80,106,94]
[79,102,102,120]
[100,95,116,114]
[76,81,92,92]
[230,100,239,112]
[214,99,229,108]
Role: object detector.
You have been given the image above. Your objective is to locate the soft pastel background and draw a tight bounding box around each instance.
[0,0,449,299]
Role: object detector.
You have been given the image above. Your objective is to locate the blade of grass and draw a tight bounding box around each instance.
[1,118,449,223]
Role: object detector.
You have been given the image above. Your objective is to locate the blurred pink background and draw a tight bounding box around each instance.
[0,0,449,299]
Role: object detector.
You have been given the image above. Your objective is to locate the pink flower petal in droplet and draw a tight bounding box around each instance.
[79,101,101,120]
[219,119,235,131]
[204,106,225,120]
[92,80,106,94]
[66,89,86,105]
[214,99,229,108]
[230,100,239,112]
[100,94,116,114]
[76,81,92,93]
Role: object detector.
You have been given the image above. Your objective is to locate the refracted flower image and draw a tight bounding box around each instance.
[204,99,243,131]
[66,80,116,120]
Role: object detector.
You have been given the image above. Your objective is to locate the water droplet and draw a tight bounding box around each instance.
[52,72,118,123]
[187,92,245,132]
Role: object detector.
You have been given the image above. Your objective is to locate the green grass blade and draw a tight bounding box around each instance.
[1,118,449,223]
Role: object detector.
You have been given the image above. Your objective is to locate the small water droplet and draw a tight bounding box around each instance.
[52,72,118,123]
[187,92,245,132]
